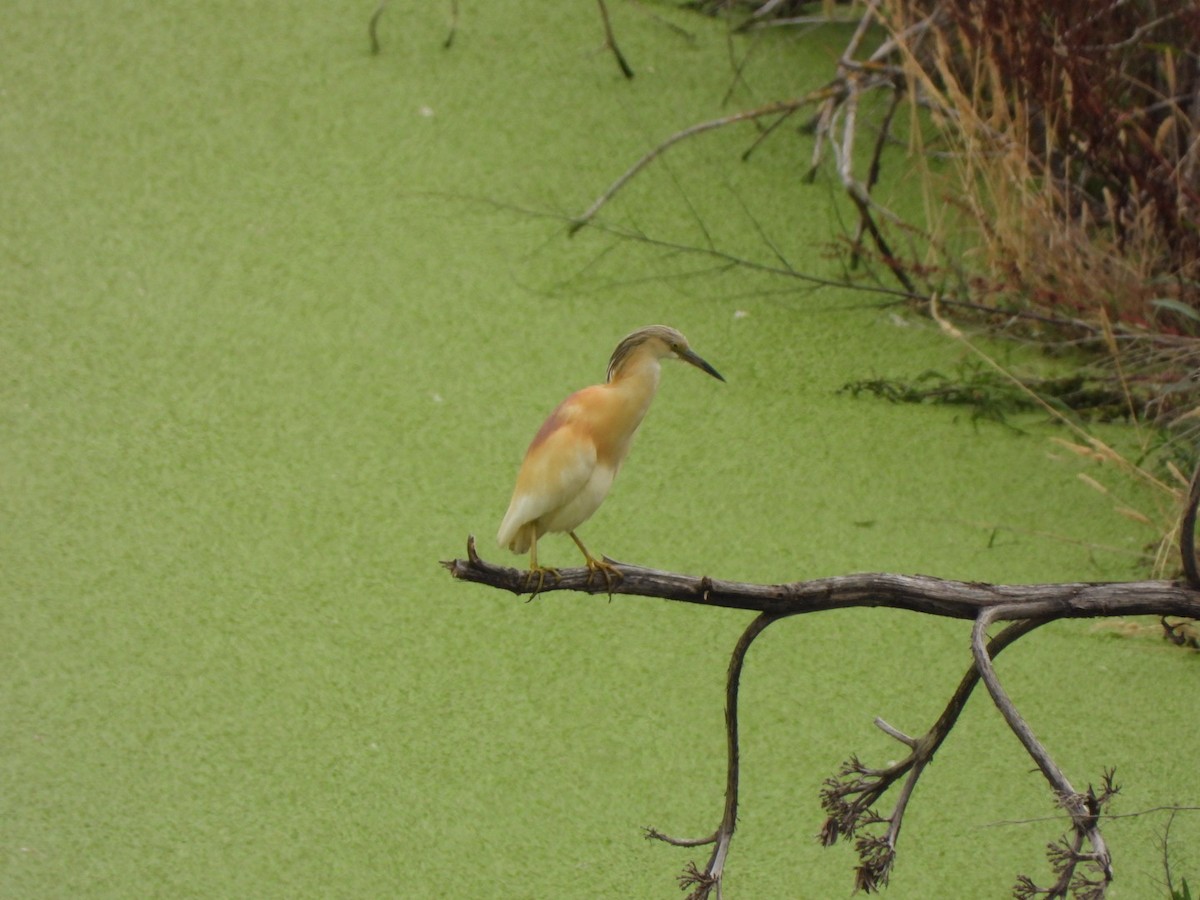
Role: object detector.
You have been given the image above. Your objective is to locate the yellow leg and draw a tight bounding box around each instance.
[523,535,559,600]
[568,531,623,596]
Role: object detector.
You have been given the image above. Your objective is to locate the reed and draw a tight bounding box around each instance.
[882,0,1200,335]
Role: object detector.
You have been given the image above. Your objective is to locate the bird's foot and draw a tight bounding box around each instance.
[523,565,561,600]
[584,556,623,598]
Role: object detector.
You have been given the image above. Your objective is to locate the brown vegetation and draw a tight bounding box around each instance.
[776,0,1200,425]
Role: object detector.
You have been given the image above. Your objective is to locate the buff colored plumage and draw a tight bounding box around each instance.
[497,325,724,591]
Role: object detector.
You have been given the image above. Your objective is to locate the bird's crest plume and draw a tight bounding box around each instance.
[606,325,686,383]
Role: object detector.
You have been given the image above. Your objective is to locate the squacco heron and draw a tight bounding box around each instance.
[497,324,724,593]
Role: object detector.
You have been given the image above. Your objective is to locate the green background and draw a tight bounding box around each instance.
[3,2,1195,897]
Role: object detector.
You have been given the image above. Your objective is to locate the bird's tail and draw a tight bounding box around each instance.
[497,518,534,554]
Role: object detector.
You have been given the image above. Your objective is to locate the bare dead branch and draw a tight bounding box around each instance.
[442,536,1200,895]
[442,536,1200,621]
[820,617,1048,890]
[567,93,836,235]
[569,0,919,289]
[973,605,1113,896]
[648,611,784,900]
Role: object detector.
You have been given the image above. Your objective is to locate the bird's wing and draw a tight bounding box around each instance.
[497,394,598,549]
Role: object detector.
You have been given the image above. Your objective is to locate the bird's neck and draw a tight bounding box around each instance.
[605,353,662,437]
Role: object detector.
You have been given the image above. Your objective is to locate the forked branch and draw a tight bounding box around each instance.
[566,0,927,291]
[567,92,838,234]
[646,611,785,900]
[973,605,1115,897]
[819,616,1048,892]
[443,531,1200,897]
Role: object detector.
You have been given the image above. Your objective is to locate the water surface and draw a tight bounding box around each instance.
[3,3,1194,897]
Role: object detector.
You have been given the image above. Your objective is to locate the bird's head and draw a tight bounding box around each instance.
[606,325,725,384]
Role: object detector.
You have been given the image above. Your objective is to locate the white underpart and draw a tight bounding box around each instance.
[537,462,615,535]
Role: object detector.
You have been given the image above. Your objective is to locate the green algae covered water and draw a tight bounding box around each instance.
[3,3,1196,897]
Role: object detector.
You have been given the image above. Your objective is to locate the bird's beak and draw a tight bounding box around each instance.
[679,348,725,382]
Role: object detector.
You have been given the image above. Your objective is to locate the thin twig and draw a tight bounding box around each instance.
[985,804,1200,828]
[597,0,635,79]
[1181,457,1200,587]
[444,0,459,49]
[649,611,784,900]
[568,93,834,234]
[973,604,1113,895]
[368,0,387,55]
[369,0,458,54]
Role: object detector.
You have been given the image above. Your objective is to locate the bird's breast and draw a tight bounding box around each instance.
[588,380,657,467]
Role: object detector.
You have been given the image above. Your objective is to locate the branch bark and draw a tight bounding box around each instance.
[442,536,1200,621]
[442,535,1200,897]
[973,605,1115,898]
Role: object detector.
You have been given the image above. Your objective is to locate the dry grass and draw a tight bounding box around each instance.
[576,2,1200,572]
[715,1,1200,572]
[872,0,1200,573]
[885,0,1200,328]
[703,2,1200,430]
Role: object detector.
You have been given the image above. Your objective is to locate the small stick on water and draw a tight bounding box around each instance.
[368,0,388,55]
[597,0,634,79]
[369,0,458,55]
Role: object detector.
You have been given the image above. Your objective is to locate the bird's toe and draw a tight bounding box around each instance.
[523,565,561,600]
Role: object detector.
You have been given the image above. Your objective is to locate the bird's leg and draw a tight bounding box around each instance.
[523,537,560,600]
[569,531,623,596]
